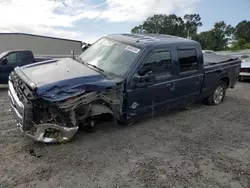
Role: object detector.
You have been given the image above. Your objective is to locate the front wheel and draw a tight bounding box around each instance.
[203,81,227,105]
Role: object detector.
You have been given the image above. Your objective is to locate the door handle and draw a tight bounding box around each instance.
[196,77,200,84]
[166,82,175,90]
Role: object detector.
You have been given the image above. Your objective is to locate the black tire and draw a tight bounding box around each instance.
[203,80,227,105]
[238,76,243,82]
[79,119,96,133]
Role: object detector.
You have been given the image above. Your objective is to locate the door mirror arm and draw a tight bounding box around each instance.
[132,73,156,88]
[1,58,8,65]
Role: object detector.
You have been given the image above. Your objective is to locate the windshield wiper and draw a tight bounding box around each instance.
[86,63,105,72]
[77,57,105,74]
[77,56,85,64]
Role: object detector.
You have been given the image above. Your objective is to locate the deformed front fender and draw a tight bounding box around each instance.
[90,104,115,117]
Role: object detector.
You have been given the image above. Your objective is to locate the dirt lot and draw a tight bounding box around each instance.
[0,82,250,188]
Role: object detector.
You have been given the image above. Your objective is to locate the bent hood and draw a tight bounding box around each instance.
[16,58,122,101]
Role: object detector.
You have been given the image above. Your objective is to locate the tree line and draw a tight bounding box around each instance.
[131,14,250,51]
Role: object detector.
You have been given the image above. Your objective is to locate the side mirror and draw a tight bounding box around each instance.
[82,43,90,51]
[132,73,156,87]
[132,73,141,83]
[1,58,8,65]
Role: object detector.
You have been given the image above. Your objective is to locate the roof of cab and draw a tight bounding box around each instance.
[9,49,32,52]
[105,33,199,49]
[0,49,32,54]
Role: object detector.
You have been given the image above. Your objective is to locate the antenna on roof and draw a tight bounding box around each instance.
[71,50,75,59]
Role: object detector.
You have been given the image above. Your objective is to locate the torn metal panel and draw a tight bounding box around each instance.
[14,57,124,102]
[90,104,115,117]
[8,45,127,143]
[38,78,121,102]
[8,69,125,143]
[26,123,79,143]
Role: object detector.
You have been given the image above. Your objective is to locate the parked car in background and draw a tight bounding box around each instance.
[238,54,249,61]
[239,55,250,80]
[0,50,51,84]
[232,54,249,61]
[8,34,241,143]
[202,50,217,55]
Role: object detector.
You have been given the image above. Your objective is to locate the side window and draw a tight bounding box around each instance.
[6,52,22,64]
[138,51,172,77]
[23,51,34,63]
[178,49,198,72]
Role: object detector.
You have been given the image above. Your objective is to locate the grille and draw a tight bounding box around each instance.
[10,71,35,128]
[10,72,35,103]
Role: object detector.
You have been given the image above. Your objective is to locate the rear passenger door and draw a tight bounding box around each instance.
[173,47,204,106]
[22,51,35,65]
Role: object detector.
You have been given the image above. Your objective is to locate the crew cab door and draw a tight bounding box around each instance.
[126,49,176,118]
[173,47,204,106]
[22,51,35,64]
[0,51,23,84]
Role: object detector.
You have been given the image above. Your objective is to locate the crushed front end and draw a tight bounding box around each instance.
[8,72,79,143]
[8,70,123,143]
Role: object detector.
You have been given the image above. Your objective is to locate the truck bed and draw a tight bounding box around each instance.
[202,54,241,93]
[203,54,239,66]
[203,54,241,75]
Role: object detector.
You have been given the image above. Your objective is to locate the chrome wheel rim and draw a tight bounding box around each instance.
[214,86,224,104]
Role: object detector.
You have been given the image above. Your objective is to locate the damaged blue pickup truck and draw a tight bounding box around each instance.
[8,34,241,143]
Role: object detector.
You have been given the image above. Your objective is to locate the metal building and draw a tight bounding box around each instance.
[0,33,83,58]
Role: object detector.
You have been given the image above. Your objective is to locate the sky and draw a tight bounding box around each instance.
[0,0,249,43]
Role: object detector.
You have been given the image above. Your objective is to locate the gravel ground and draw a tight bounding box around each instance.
[0,82,250,188]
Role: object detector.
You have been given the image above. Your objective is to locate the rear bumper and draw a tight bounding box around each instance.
[239,72,250,80]
[239,72,250,76]
[8,80,78,143]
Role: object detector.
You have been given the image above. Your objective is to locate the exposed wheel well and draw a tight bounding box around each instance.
[90,104,116,120]
[220,77,230,88]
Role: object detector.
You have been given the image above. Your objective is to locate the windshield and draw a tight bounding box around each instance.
[240,55,249,61]
[0,51,8,59]
[79,37,141,77]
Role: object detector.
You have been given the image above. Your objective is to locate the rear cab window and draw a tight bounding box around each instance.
[22,51,34,63]
[177,48,198,73]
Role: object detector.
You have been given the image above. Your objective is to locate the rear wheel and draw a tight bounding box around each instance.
[238,76,243,82]
[203,81,227,105]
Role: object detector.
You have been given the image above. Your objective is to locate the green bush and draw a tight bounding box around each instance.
[243,43,250,49]
[229,39,250,50]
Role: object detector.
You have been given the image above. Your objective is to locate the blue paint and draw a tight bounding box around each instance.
[37,77,119,101]
[15,34,241,116]
[18,57,121,101]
